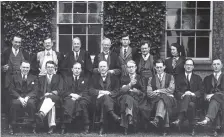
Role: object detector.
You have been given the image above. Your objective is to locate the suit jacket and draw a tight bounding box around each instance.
[9,73,38,99]
[61,49,93,77]
[165,56,185,77]
[63,75,90,100]
[114,46,139,76]
[175,73,203,100]
[30,50,64,76]
[1,48,30,66]
[38,74,64,98]
[89,73,120,98]
[93,51,121,75]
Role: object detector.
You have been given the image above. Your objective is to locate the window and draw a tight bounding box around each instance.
[165,1,213,60]
[57,1,103,55]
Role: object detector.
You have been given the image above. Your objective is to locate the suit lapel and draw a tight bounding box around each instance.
[211,75,215,87]
[105,74,111,90]
[175,57,182,68]
[26,74,32,86]
[18,74,23,85]
[120,47,124,59]
[70,52,75,64]
[99,75,104,89]
[125,47,132,59]
[217,73,223,86]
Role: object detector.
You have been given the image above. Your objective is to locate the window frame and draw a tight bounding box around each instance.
[165,1,213,63]
[56,1,104,55]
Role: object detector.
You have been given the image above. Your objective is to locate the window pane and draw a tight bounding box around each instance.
[182,1,196,8]
[88,35,101,55]
[88,25,101,34]
[167,9,181,29]
[182,9,195,29]
[73,35,86,50]
[181,37,195,57]
[88,2,102,13]
[197,9,210,29]
[167,1,181,8]
[196,37,209,58]
[59,14,72,23]
[59,25,72,34]
[59,35,72,55]
[196,31,209,36]
[59,2,72,13]
[73,14,87,23]
[88,14,101,23]
[167,31,180,36]
[166,36,180,57]
[182,31,195,36]
[73,3,87,13]
[197,1,210,8]
[73,25,86,34]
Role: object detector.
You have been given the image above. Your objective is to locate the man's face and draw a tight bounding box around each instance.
[155,63,165,74]
[20,62,30,75]
[98,62,108,74]
[141,44,150,55]
[46,63,55,75]
[184,60,194,73]
[171,46,178,57]
[212,59,223,73]
[102,40,111,53]
[121,36,130,47]
[12,37,21,50]
[72,64,82,76]
[73,38,81,52]
[127,62,137,74]
[44,39,53,50]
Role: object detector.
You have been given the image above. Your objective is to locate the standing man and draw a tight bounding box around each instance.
[62,37,92,78]
[172,59,203,136]
[30,37,64,76]
[114,33,138,76]
[135,40,154,84]
[197,59,224,137]
[89,61,120,136]
[93,38,121,76]
[35,61,64,134]
[1,36,30,125]
[139,59,176,136]
[61,62,91,134]
[9,61,38,135]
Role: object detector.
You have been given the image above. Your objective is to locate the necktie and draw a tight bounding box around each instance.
[124,48,127,58]
[158,74,162,82]
[187,74,190,89]
[48,75,52,84]
[172,57,177,68]
[74,76,78,91]
[15,49,18,56]
[75,52,79,61]
[22,75,27,91]
[47,51,50,56]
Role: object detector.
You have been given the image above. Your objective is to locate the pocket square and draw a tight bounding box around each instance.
[32,82,35,84]
[82,81,84,84]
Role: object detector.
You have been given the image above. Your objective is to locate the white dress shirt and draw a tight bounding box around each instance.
[12,47,19,56]
[142,53,150,61]
[185,72,192,81]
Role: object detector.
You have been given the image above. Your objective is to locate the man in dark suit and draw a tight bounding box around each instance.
[35,61,64,134]
[93,38,121,76]
[197,59,224,137]
[30,37,64,76]
[114,33,138,76]
[1,36,30,116]
[9,61,38,135]
[89,61,120,136]
[172,59,203,136]
[61,37,93,78]
[118,60,146,135]
[61,62,91,134]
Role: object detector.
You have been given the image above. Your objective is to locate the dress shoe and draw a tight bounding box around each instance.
[110,111,121,123]
[61,129,65,134]
[32,128,37,134]
[99,126,104,136]
[48,126,55,134]
[162,128,169,136]
[190,128,195,136]
[211,130,218,137]
[124,127,128,135]
[150,118,159,128]
[35,112,44,123]
[172,119,181,131]
[196,119,210,126]
[82,125,89,135]
[9,128,14,135]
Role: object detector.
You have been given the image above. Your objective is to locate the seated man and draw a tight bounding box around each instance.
[172,59,203,136]
[61,62,91,134]
[197,59,224,137]
[35,61,64,134]
[9,61,38,135]
[139,59,176,136]
[89,61,120,136]
[118,60,146,135]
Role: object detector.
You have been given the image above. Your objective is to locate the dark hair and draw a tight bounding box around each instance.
[140,40,151,48]
[45,61,56,67]
[153,58,165,66]
[121,32,129,39]
[13,36,22,41]
[20,60,30,65]
[213,58,222,64]
[185,58,194,65]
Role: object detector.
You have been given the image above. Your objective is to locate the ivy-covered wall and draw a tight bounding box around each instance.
[1,1,56,54]
[103,1,166,57]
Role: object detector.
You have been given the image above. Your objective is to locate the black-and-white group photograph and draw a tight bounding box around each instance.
[1,1,224,137]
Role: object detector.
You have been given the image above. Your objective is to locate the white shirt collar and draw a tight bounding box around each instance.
[129,73,136,79]
[45,49,53,55]
[12,47,19,55]
[122,46,129,51]
[214,71,222,79]
[21,73,27,79]
[73,75,80,80]
[101,73,108,77]
[185,72,192,80]
[142,53,150,60]
[157,72,164,78]
[74,50,80,55]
